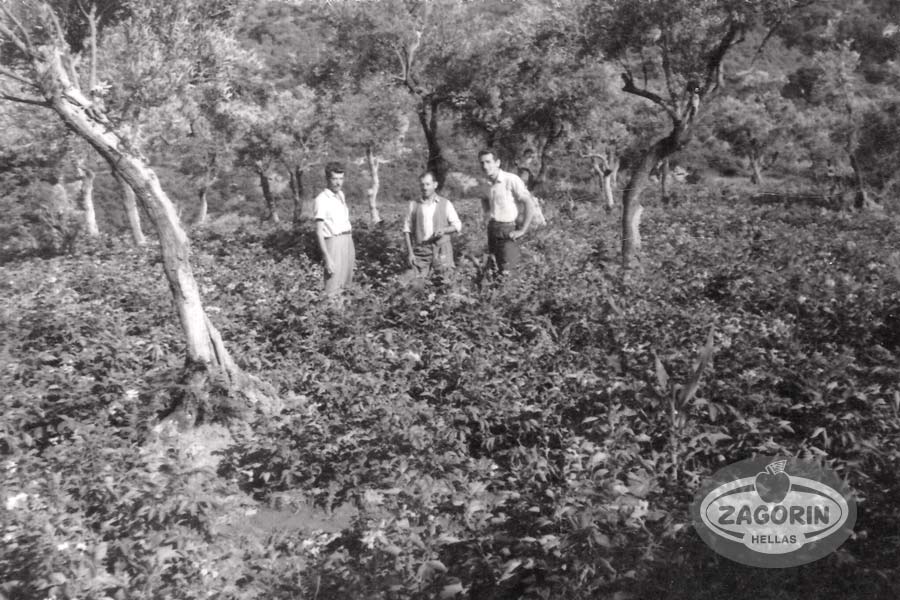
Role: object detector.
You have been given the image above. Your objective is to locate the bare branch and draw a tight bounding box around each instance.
[749,21,782,69]
[660,30,678,106]
[0,92,48,106]
[76,0,90,19]
[0,65,36,88]
[0,10,31,55]
[701,20,742,97]
[87,3,98,90]
[0,4,33,53]
[621,72,678,120]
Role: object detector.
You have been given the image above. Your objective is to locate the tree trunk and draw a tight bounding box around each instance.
[365,146,382,224]
[622,130,681,268]
[114,172,147,245]
[418,98,449,189]
[195,185,209,225]
[536,124,564,189]
[258,168,279,223]
[848,153,876,210]
[40,50,244,384]
[659,158,670,204]
[749,154,764,185]
[288,166,304,227]
[602,170,615,211]
[48,168,73,214]
[76,159,99,237]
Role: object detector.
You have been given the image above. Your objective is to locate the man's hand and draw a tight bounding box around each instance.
[407,252,416,268]
[509,229,525,241]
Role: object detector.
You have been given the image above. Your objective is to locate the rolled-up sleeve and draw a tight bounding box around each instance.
[447,201,462,232]
[402,201,415,233]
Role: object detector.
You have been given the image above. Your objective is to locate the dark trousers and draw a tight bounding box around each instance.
[487,220,520,274]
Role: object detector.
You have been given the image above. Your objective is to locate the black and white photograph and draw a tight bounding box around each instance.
[2,0,899,598]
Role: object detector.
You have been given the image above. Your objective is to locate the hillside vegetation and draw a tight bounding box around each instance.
[3,185,900,599]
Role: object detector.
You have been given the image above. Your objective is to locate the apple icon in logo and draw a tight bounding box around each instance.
[755,460,791,503]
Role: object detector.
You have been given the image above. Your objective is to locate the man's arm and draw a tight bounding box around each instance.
[315,220,335,275]
[445,201,462,234]
[510,176,535,240]
[402,202,417,265]
[404,231,416,266]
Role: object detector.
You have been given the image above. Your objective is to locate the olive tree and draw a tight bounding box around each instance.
[0,0,273,406]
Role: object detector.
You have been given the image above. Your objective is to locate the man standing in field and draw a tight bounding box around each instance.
[402,170,462,281]
[314,162,355,295]
[478,149,536,274]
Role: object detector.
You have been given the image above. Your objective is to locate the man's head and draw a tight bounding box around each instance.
[478,149,501,180]
[419,170,438,200]
[324,162,345,193]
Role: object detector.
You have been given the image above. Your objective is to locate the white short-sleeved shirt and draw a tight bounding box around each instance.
[486,170,530,223]
[313,189,351,237]
[402,197,462,240]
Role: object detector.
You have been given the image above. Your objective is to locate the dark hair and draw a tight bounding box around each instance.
[477,148,498,161]
[324,161,345,178]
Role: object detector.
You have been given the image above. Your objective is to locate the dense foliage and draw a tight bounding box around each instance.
[4,0,900,598]
[3,183,900,598]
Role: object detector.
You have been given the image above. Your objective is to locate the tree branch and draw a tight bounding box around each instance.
[702,20,743,97]
[0,65,36,88]
[87,3,98,91]
[660,30,679,106]
[0,92,49,106]
[0,14,31,56]
[621,72,678,120]
[0,4,33,54]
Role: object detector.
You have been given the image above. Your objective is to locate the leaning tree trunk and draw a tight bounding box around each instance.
[257,168,280,223]
[40,49,244,385]
[76,158,99,236]
[622,129,682,268]
[114,172,147,245]
[365,146,382,225]
[287,166,304,227]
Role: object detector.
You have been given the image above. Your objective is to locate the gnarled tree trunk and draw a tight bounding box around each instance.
[622,127,682,268]
[39,48,244,386]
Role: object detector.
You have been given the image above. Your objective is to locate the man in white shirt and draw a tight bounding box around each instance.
[402,171,462,281]
[478,149,536,274]
[314,162,355,295]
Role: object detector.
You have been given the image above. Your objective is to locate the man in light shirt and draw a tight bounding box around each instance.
[402,170,462,281]
[478,149,536,274]
[314,162,355,295]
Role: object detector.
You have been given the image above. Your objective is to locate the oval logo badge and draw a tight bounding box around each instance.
[691,457,856,568]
